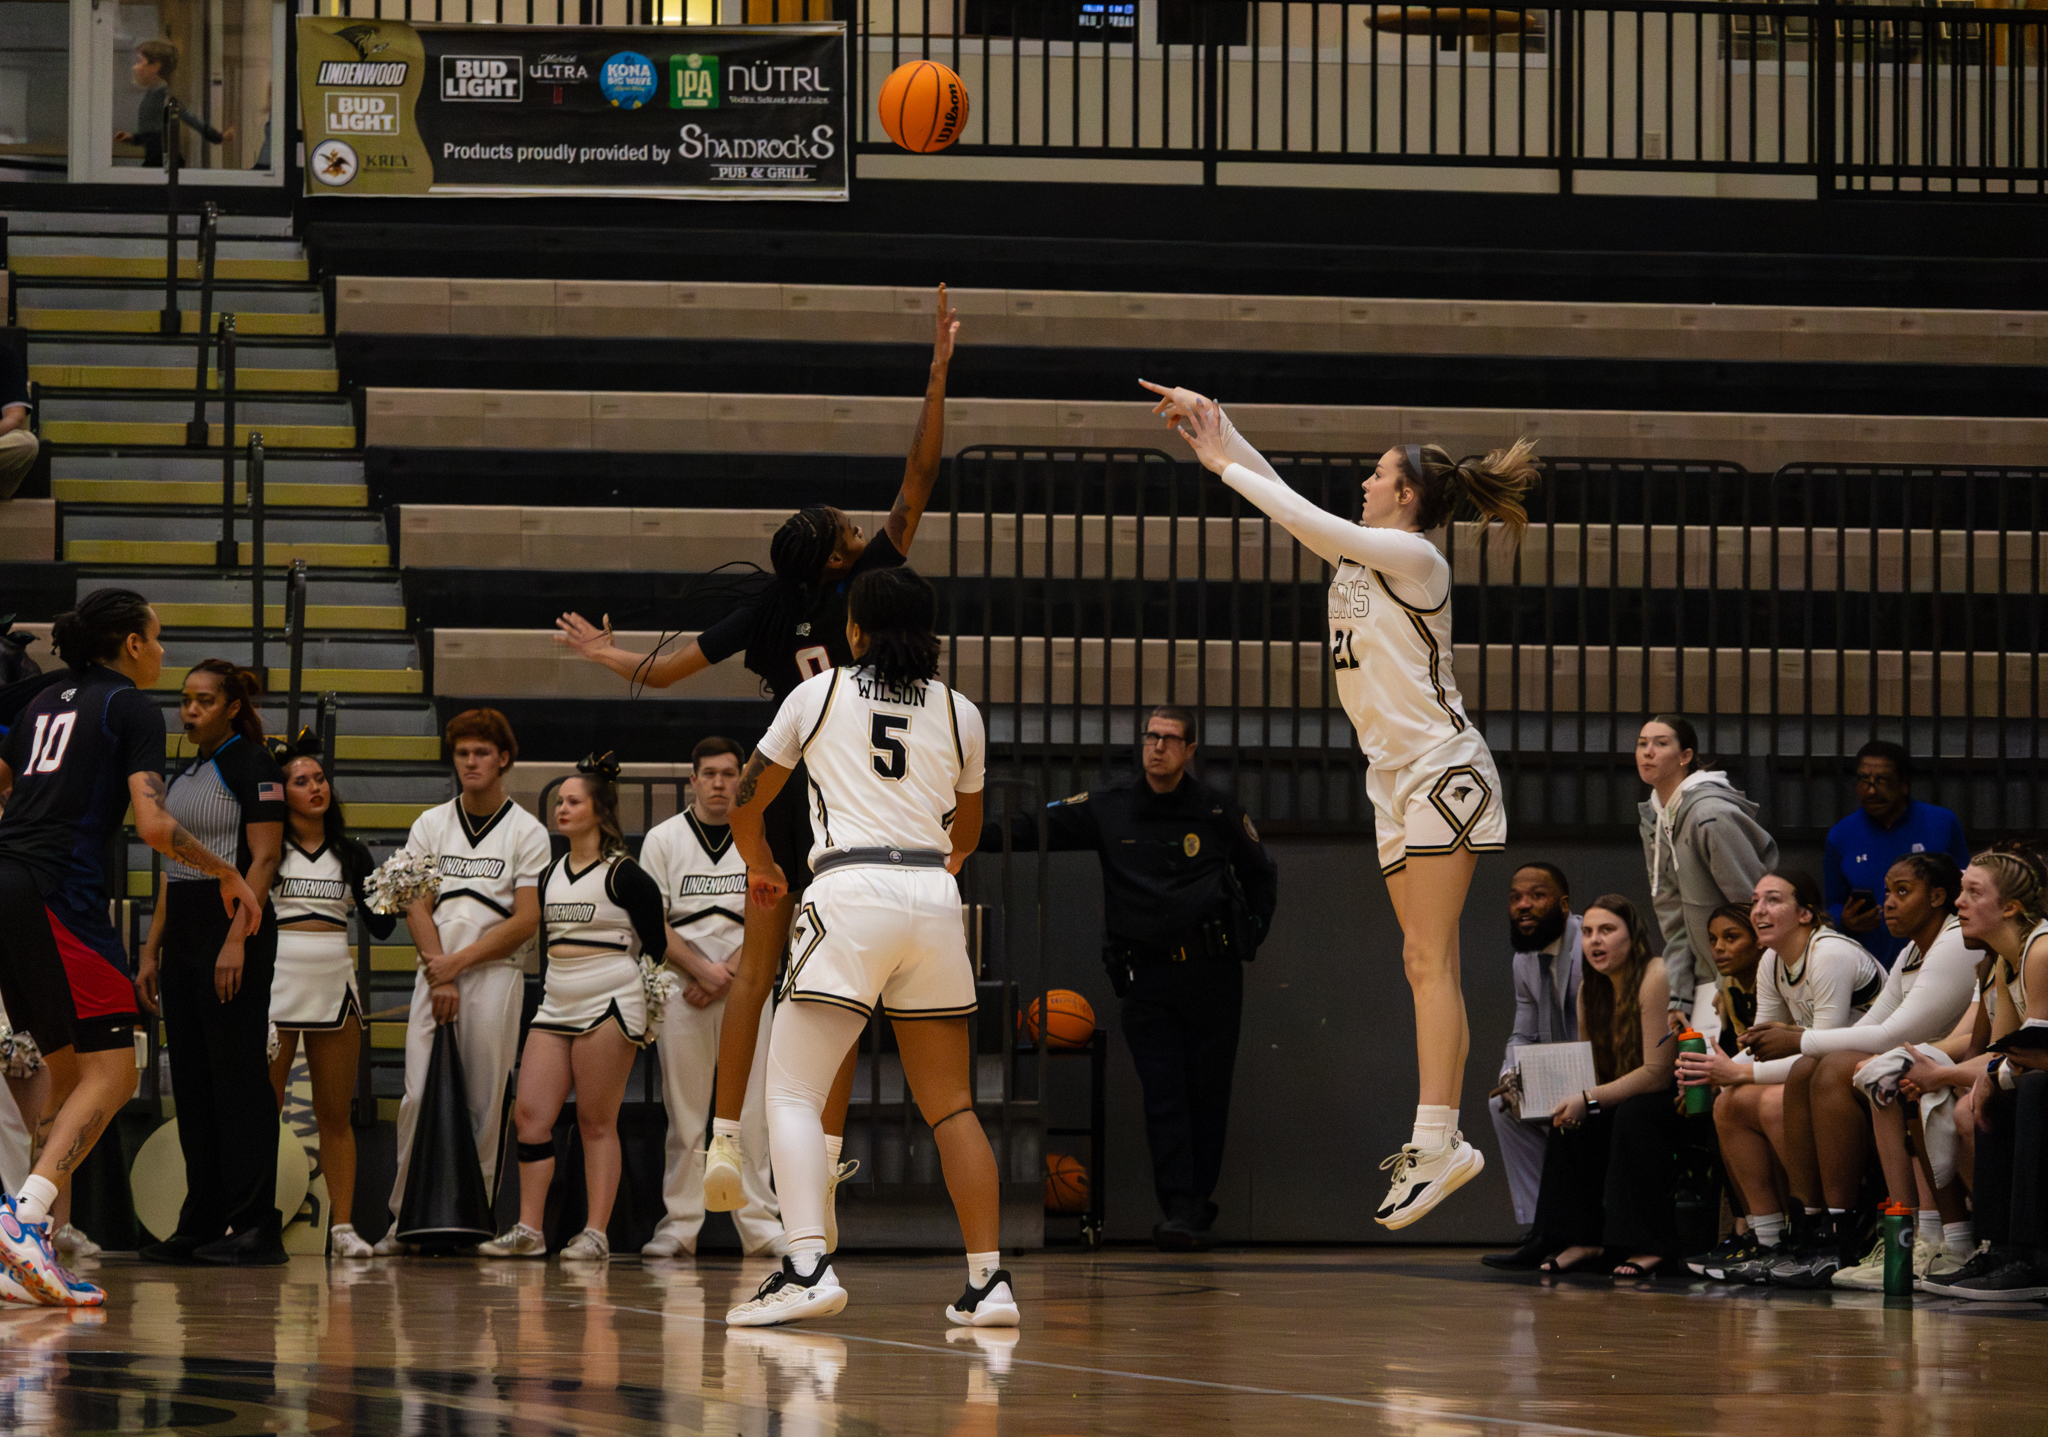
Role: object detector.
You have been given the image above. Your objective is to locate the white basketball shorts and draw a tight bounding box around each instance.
[1365,724,1508,876]
[779,866,977,1021]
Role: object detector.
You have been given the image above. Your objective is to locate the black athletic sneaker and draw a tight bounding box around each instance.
[946,1269,1021,1328]
[1920,1244,2011,1297]
[1944,1252,2048,1302]
[1688,1231,1763,1280]
[1724,1240,1785,1286]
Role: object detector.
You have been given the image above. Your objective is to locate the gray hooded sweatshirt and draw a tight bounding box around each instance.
[1639,770,1779,1012]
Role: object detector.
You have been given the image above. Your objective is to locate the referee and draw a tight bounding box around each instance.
[983,706,1277,1251]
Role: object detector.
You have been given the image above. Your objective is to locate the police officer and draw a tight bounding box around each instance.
[983,705,1277,1250]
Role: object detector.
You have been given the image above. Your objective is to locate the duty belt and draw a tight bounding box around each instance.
[810,847,948,879]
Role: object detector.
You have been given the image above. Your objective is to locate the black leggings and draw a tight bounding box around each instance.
[1972,1069,2048,1255]
[161,881,280,1240]
[1530,1087,1683,1257]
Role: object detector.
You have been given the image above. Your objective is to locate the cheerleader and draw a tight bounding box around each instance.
[266,730,397,1259]
[1143,382,1537,1229]
[480,753,737,1260]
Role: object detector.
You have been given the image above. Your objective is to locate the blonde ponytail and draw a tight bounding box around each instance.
[1406,438,1540,549]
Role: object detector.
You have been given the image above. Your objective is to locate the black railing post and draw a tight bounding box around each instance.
[214,315,238,564]
[285,559,309,736]
[160,105,182,336]
[186,202,218,446]
[1555,1,1575,193]
[1814,0,1838,195]
[249,433,266,673]
[1201,35,1219,184]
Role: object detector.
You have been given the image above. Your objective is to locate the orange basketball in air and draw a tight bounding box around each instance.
[1044,1153,1089,1214]
[1020,989,1096,1050]
[878,60,970,153]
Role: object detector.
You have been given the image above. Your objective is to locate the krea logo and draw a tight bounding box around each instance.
[669,52,720,109]
[600,51,658,109]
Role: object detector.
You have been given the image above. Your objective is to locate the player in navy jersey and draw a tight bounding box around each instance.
[0,589,261,1305]
[554,286,958,1219]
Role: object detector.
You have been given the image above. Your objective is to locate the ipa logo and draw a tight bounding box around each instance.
[325,92,401,135]
[670,53,719,109]
[441,56,523,101]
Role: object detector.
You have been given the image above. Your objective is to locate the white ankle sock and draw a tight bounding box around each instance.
[1944,1220,1976,1255]
[1749,1212,1787,1247]
[1411,1105,1457,1153]
[967,1250,1001,1288]
[712,1118,743,1142]
[1917,1211,1943,1249]
[825,1134,844,1164]
[14,1176,57,1226]
[787,1239,826,1277]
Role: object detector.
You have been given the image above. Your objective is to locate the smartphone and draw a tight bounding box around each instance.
[1847,888,1876,908]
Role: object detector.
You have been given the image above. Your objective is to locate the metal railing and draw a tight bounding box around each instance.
[298,0,2048,194]
[185,203,219,448]
[943,448,2048,839]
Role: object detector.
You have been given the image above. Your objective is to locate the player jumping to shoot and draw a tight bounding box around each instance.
[1142,381,1537,1229]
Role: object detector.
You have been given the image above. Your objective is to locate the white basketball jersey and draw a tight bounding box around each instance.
[1986,919,2048,1021]
[539,854,641,955]
[638,810,746,964]
[759,665,987,867]
[401,798,552,959]
[273,841,351,927]
[1327,552,1473,770]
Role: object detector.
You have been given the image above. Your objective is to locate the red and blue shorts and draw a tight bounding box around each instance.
[0,858,140,1055]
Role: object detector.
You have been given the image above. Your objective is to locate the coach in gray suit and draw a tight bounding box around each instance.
[1486,863,1581,1232]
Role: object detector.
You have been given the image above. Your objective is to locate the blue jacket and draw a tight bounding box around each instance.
[1824,800,1969,968]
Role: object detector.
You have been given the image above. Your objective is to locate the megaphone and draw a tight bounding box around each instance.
[395,1020,496,1245]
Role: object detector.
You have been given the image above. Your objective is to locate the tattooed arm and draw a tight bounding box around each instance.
[728,750,796,910]
[884,283,959,555]
[129,770,262,934]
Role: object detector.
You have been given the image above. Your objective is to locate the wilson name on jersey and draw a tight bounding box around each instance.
[1327,558,1472,770]
[759,666,988,867]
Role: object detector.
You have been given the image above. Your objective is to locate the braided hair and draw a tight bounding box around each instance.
[849,566,941,688]
[743,506,843,685]
[1973,841,2048,930]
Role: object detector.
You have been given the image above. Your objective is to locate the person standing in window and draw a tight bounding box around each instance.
[136,661,287,1265]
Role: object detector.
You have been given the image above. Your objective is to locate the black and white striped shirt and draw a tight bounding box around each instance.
[163,733,286,881]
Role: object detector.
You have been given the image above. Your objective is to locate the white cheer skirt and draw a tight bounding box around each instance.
[532,951,647,1044]
[269,928,360,1032]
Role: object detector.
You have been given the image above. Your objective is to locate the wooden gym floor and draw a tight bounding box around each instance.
[0,1248,2043,1434]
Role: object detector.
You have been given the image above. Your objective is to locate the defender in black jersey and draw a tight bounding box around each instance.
[554,285,959,1218]
[0,590,261,1306]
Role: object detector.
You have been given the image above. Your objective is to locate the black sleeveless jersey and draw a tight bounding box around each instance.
[0,666,166,897]
[695,531,906,703]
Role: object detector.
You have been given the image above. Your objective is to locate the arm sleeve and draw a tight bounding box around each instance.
[756,679,815,769]
[1219,461,1447,592]
[111,689,168,778]
[1225,806,1278,937]
[1803,933,1977,1055]
[852,529,905,574]
[1757,939,1864,1079]
[342,840,399,941]
[695,602,759,667]
[513,819,552,888]
[953,693,986,794]
[610,861,675,958]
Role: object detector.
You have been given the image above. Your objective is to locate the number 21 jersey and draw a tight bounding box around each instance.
[1327,549,1475,771]
[757,664,986,869]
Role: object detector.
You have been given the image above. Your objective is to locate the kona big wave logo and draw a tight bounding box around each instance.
[599,51,658,109]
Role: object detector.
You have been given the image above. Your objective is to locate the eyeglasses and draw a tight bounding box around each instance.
[1139,733,1187,748]
[1853,771,1903,789]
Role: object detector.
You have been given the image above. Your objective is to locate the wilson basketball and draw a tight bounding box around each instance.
[1021,989,1096,1049]
[878,60,970,153]
[1044,1153,1089,1214]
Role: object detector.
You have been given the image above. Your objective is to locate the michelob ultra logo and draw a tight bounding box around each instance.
[442,56,522,101]
[317,60,409,86]
[325,92,401,135]
[670,53,719,109]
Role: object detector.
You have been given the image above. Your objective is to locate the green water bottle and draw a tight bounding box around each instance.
[1883,1202,1915,1297]
[1677,1028,1710,1115]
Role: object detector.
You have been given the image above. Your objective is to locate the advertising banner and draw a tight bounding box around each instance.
[297,19,847,200]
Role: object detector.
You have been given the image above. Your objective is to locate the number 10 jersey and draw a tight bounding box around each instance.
[757,664,986,870]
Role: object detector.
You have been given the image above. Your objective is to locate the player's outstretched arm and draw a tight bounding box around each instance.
[130,770,262,933]
[555,612,713,689]
[884,283,961,556]
[729,750,795,909]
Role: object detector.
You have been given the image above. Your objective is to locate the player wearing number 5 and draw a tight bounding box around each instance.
[1144,381,1539,1230]
[555,287,958,1221]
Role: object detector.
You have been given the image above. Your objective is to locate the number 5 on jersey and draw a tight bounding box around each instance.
[870,713,910,780]
[25,712,77,773]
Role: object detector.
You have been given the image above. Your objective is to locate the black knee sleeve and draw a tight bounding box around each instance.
[517,1140,555,1164]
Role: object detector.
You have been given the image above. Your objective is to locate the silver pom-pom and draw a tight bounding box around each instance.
[640,959,683,1033]
[267,1021,281,1065]
[0,1023,43,1081]
[365,850,442,915]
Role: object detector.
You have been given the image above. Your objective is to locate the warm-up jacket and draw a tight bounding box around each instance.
[1639,771,1780,1012]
